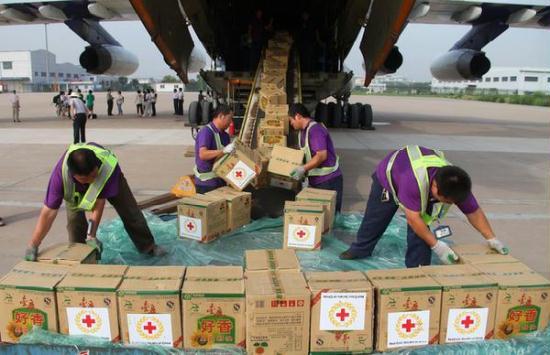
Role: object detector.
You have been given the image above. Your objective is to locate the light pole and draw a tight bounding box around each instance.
[44,23,50,90]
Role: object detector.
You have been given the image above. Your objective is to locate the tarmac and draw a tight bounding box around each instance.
[0,91,548,277]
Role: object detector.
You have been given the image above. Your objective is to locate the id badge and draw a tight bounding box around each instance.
[434,225,452,239]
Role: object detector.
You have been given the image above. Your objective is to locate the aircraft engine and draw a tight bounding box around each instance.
[187,47,207,73]
[378,46,403,74]
[430,49,490,81]
[79,45,139,76]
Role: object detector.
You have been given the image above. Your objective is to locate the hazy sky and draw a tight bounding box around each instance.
[0,20,548,82]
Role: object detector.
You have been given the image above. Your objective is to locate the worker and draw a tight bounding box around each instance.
[25,143,166,261]
[339,145,509,267]
[288,103,343,212]
[193,104,235,194]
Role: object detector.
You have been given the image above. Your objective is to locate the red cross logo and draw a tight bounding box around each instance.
[402,319,416,333]
[82,314,95,328]
[143,321,157,334]
[186,221,195,231]
[234,169,245,179]
[461,315,474,329]
[336,308,350,322]
[296,229,306,239]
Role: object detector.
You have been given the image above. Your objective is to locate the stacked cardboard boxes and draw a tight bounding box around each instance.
[56,264,128,342]
[0,262,69,343]
[245,270,311,354]
[306,271,374,354]
[213,141,260,191]
[177,194,227,243]
[476,262,550,339]
[182,266,245,350]
[245,249,300,272]
[267,145,304,190]
[283,201,325,250]
[367,268,442,352]
[296,187,337,232]
[36,242,97,265]
[422,264,498,344]
[454,244,520,264]
[206,187,251,232]
[117,266,186,348]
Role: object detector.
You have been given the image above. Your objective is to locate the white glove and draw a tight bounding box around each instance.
[222,142,235,154]
[431,241,459,265]
[290,166,306,181]
[487,238,509,255]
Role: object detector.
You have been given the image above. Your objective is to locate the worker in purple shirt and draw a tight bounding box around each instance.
[340,145,509,267]
[193,104,235,194]
[288,103,343,212]
[24,143,167,261]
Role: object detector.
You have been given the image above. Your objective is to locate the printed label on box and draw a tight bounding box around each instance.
[319,292,367,331]
[66,307,112,339]
[287,224,316,249]
[446,308,488,343]
[387,310,430,348]
[227,160,256,189]
[127,313,173,346]
[179,216,202,240]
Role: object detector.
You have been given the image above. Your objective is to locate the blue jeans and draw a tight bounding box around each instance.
[348,174,432,268]
[310,174,343,213]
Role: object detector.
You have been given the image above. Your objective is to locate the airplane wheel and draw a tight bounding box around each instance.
[332,104,343,128]
[349,103,362,129]
[201,101,212,124]
[362,103,375,130]
[188,101,201,125]
[314,102,328,125]
[327,102,336,127]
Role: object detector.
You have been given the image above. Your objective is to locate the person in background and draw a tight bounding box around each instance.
[69,91,89,144]
[9,90,21,123]
[135,90,144,116]
[193,104,235,194]
[77,89,84,101]
[173,88,179,115]
[178,88,184,116]
[143,89,152,117]
[288,103,343,212]
[116,91,125,116]
[151,89,157,116]
[0,217,4,227]
[106,88,114,116]
[86,90,95,119]
[65,90,73,119]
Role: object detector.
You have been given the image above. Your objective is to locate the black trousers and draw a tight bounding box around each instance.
[66,175,156,253]
[173,99,178,114]
[73,113,86,144]
[107,99,114,116]
[178,99,184,115]
[136,104,143,116]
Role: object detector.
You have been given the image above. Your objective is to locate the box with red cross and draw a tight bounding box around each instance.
[177,194,227,243]
[366,268,442,352]
[283,201,325,251]
[56,264,128,342]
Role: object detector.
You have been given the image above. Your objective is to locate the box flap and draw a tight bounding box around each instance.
[421,264,497,288]
[183,266,244,295]
[118,266,185,292]
[454,243,520,264]
[37,243,95,263]
[305,271,371,291]
[245,270,309,296]
[268,146,304,177]
[0,261,69,291]
[297,187,337,198]
[206,187,251,201]
[245,249,300,271]
[475,262,550,287]
[180,193,222,208]
[367,268,440,291]
[57,264,127,291]
[284,200,324,214]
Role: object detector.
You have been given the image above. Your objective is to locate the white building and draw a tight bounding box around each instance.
[155,82,185,92]
[0,49,116,92]
[355,73,410,93]
[431,67,550,95]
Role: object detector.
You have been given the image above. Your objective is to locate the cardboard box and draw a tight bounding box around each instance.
[117,266,185,348]
[0,262,69,343]
[296,187,337,232]
[259,135,287,148]
[476,262,550,339]
[258,119,285,137]
[206,187,251,232]
[260,88,287,110]
[182,266,245,350]
[306,271,374,353]
[261,71,286,89]
[367,268,442,352]
[245,270,311,355]
[268,145,305,177]
[177,194,227,243]
[453,244,520,264]
[422,264,498,344]
[213,143,260,191]
[56,264,128,342]
[264,104,289,116]
[36,242,97,265]
[284,201,325,251]
[245,249,300,272]
[270,175,301,191]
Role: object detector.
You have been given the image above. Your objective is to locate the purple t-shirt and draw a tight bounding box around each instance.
[194,123,230,187]
[375,147,479,214]
[300,120,342,185]
[44,144,121,209]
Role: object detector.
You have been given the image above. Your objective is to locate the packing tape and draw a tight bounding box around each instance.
[269,271,284,299]
[266,250,278,270]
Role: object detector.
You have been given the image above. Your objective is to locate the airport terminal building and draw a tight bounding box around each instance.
[431,67,550,95]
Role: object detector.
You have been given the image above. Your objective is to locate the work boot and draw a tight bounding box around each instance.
[339,249,360,260]
[149,244,167,257]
